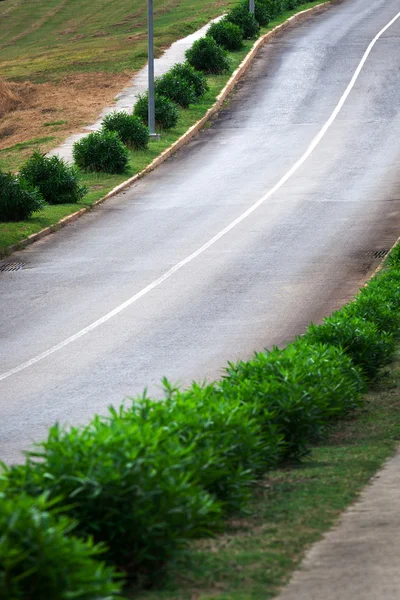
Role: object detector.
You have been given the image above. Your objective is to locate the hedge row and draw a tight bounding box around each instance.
[2,246,400,596]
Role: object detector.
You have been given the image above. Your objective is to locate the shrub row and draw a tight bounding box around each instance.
[1,0,306,220]
[3,247,400,595]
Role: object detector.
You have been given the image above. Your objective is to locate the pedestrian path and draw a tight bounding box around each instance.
[277,449,400,600]
[49,15,222,163]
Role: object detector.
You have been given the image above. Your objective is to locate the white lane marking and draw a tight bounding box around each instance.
[1,9,400,383]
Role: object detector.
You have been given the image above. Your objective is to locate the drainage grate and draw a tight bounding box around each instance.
[366,250,390,260]
[0,262,25,272]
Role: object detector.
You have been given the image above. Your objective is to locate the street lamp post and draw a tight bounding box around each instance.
[148,0,160,139]
[249,0,255,14]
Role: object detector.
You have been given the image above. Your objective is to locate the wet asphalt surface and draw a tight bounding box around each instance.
[1,0,400,462]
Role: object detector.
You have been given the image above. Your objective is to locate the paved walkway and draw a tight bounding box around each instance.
[49,15,222,162]
[277,450,400,600]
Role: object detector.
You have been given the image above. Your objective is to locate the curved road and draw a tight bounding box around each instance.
[2,0,400,463]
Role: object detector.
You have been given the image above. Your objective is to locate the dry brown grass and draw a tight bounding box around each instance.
[0,72,130,153]
[0,78,22,118]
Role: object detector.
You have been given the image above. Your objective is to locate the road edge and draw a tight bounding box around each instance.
[4,1,333,258]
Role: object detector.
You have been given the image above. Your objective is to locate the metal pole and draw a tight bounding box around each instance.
[148,0,158,138]
[249,0,255,14]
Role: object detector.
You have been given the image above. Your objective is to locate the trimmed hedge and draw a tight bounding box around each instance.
[222,339,365,458]
[127,380,283,513]
[20,151,87,205]
[4,416,221,578]
[226,4,260,39]
[155,72,197,108]
[240,0,270,26]
[0,493,121,599]
[186,37,230,74]
[0,171,44,221]
[133,92,179,130]
[102,111,149,150]
[73,130,129,174]
[207,19,243,51]
[305,315,395,381]
[169,62,209,100]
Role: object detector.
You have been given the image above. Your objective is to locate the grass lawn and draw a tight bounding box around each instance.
[128,352,400,600]
[0,1,329,256]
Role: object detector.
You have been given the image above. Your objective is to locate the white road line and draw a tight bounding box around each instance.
[1,9,400,383]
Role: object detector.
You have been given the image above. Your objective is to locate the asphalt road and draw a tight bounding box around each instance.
[2,0,400,463]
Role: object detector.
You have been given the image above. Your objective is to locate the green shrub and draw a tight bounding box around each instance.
[169,62,209,100]
[73,130,129,174]
[344,290,400,337]
[102,111,149,150]
[387,244,400,268]
[366,269,400,311]
[284,0,301,10]
[239,0,270,26]
[0,493,121,600]
[260,0,282,19]
[4,415,221,578]
[128,381,283,513]
[133,92,179,130]
[186,37,230,74]
[0,171,44,221]
[305,315,395,380]
[20,151,87,205]
[226,4,260,39]
[207,19,243,51]
[222,340,364,458]
[155,72,197,108]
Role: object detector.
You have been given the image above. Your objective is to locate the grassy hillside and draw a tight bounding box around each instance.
[0,0,235,165]
[0,0,235,81]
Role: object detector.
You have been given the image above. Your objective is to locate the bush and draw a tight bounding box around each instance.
[186,37,230,74]
[0,171,44,221]
[4,415,221,578]
[207,19,243,51]
[102,111,149,150]
[73,130,129,174]
[155,72,197,108]
[20,151,87,205]
[226,4,260,39]
[260,0,282,19]
[305,315,395,380]
[169,62,209,100]
[133,92,179,130]
[344,289,400,337]
[0,493,121,600]
[128,381,283,513]
[239,0,270,26]
[222,340,364,459]
[387,244,400,268]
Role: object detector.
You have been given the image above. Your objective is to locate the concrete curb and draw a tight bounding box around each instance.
[4,1,332,258]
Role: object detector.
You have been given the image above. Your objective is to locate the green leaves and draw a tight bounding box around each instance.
[226,5,260,40]
[73,131,129,174]
[20,151,87,205]
[0,170,44,221]
[133,93,179,130]
[5,416,222,579]
[222,340,365,459]
[102,112,149,150]
[169,63,209,101]
[0,493,121,599]
[207,19,244,51]
[185,37,230,75]
[155,72,197,109]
